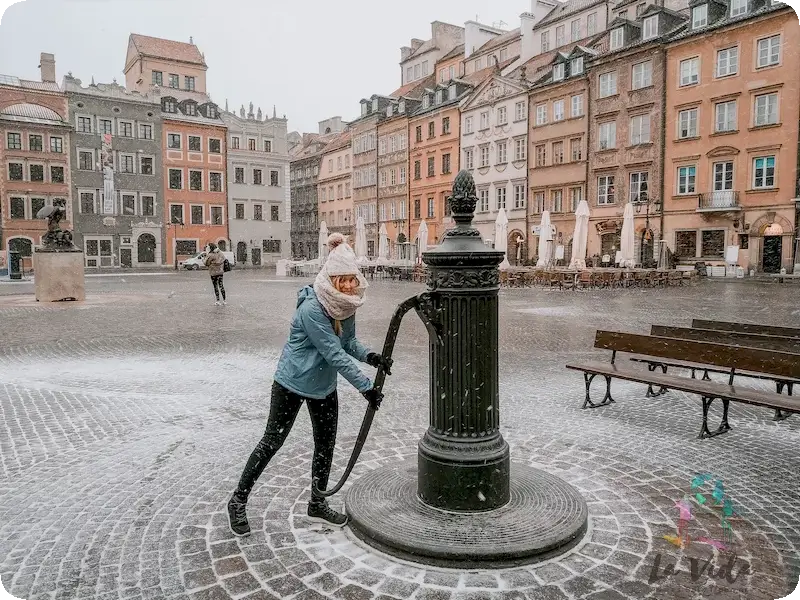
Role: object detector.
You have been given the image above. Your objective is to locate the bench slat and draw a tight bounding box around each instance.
[651,325,800,353]
[628,354,800,384]
[565,361,800,412]
[594,331,800,380]
[692,319,800,339]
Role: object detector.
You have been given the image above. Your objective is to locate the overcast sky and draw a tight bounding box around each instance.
[0,0,529,134]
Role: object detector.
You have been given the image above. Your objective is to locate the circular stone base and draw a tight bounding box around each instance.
[346,460,588,569]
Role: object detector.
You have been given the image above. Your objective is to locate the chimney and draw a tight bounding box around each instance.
[410,38,425,51]
[39,52,56,83]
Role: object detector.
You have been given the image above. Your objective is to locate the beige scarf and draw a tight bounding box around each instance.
[313,269,367,321]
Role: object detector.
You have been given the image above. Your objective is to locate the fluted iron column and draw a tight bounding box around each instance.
[417,170,510,512]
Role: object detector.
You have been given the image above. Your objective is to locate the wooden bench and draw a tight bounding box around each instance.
[565,330,800,438]
[692,319,800,339]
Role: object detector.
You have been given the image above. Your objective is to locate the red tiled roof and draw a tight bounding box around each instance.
[460,56,519,86]
[130,34,207,66]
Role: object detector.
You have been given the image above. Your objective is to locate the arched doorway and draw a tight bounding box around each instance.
[137,233,156,264]
[236,242,247,264]
[601,233,621,260]
[217,240,227,252]
[507,230,526,265]
[762,223,783,273]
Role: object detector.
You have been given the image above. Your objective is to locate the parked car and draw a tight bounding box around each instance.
[181,251,236,270]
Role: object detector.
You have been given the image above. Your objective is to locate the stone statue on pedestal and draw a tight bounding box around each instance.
[37,199,77,251]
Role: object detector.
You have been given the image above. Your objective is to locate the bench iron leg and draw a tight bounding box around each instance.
[773,382,795,422]
[645,363,669,397]
[582,373,615,409]
[699,396,732,439]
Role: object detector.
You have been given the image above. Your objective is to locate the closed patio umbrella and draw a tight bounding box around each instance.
[620,203,636,268]
[569,200,591,270]
[318,221,329,263]
[536,211,552,268]
[495,208,510,270]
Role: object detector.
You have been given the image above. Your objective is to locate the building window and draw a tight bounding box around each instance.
[570,187,583,211]
[642,15,658,40]
[571,138,582,161]
[496,142,507,164]
[79,150,93,170]
[428,197,435,218]
[541,31,550,52]
[678,108,698,138]
[532,191,545,214]
[253,169,263,185]
[556,25,566,47]
[675,231,697,257]
[50,136,63,153]
[170,204,184,224]
[497,107,508,126]
[137,156,153,175]
[442,153,452,174]
[141,195,154,216]
[515,101,525,121]
[211,206,223,225]
[730,0,747,16]
[610,28,624,50]
[571,19,581,41]
[264,239,281,253]
[753,156,775,188]
[8,163,23,180]
[210,172,222,192]
[189,136,201,152]
[550,100,564,122]
[248,139,256,151]
[415,126,423,143]
[428,122,435,139]
[270,171,279,186]
[551,190,563,212]
[28,134,43,151]
[120,154,135,173]
[599,72,617,97]
[692,4,708,27]
[176,240,197,255]
[77,116,92,133]
[234,167,245,184]
[632,61,652,89]
[465,116,473,133]
[185,76,195,91]
[754,93,778,126]
[587,12,597,35]
[207,105,217,119]
[713,161,734,190]
[677,165,696,194]
[79,191,95,214]
[29,164,44,181]
[190,205,204,225]
[264,140,272,152]
[122,194,136,215]
[571,94,583,117]
[168,74,179,88]
[232,136,240,149]
[630,114,651,144]
[427,156,435,177]
[680,57,700,86]
[152,71,163,85]
[10,197,25,219]
[169,169,183,190]
[6,132,21,150]
[552,141,564,164]
[757,35,781,67]
[598,176,615,204]
[571,57,584,75]
[139,124,153,140]
[413,197,421,219]
[715,100,737,132]
[189,170,203,191]
[598,121,616,149]
[480,112,489,130]
[715,47,739,78]
[235,203,245,219]
[31,198,46,218]
[536,104,547,125]
[119,121,133,137]
[479,146,490,167]
[168,133,181,149]
[163,99,176,113]
[535,144,546,167]
[496,187,507,210]
[553,63,565,81]
[247,204,260,221]
[515,138,526,161]
[209,138,221,154]
[465,148,474,169]
[630,172,649,202]
[512,184,526,209]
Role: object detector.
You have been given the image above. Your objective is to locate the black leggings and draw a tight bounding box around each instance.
[235,381,338,504]
[211,274,226,301]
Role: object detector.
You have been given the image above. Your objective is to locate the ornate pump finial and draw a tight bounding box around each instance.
[444,170,480,238]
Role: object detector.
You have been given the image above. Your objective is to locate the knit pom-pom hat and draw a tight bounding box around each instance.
[324,233,361,277]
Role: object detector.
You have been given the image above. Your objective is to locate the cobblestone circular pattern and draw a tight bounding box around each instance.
[346,460,589,568]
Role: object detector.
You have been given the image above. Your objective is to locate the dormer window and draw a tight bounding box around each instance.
[163,98,176,113]
[730,0,747,15]
[610,27,624,50]
[642,15,659,40]
[386,105,393,117]
[372,98,379,112]
[692,4,708,27]
[448,84,457,99]
[553,64,565,81]
[361,102,368,116]
[208,106,217,118]
[423,95,430,109]
[571,57,584,75]
[398,101,405,114]
[185,102,197,116]
[435,90,443,104]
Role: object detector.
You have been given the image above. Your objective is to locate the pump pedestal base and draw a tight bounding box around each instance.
[346,460,588,569]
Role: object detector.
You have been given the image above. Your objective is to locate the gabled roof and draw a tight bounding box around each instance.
[129,34,207,66]
[440,43,466,62]
[390,74,437,99]
[669,0,788,42]
[473,28,522,55]
[535,0,608,29]
[0,74,61,92]
[459,72,529,112]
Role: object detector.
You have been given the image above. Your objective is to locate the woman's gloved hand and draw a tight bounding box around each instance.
[363,388,384,411]
[366,352,393,375]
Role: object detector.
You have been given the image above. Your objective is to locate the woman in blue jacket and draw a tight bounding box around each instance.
[227,233,391,535]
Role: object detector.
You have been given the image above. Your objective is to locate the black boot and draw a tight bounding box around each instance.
[227,492,250,537]
[307,499,348,527]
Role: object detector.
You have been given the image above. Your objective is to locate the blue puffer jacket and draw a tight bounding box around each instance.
[274,286,373,399]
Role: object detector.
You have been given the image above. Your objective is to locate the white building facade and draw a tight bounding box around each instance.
[222,105,289,266]
[460,75,531,257]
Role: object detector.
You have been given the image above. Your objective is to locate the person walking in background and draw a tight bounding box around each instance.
[204,243,227,306]
[226,233,391,535]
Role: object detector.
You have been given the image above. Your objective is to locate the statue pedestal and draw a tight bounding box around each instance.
[33,250,86,302]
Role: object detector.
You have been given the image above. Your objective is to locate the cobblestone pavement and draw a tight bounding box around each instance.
[1,272,799,600]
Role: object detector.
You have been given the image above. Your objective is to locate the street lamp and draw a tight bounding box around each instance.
[171,217,184,271]
[633,185,661,266]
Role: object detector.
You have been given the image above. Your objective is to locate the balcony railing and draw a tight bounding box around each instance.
[698,191,740,211]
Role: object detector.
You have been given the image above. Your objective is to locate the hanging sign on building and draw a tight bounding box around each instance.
[101,133,115,214]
